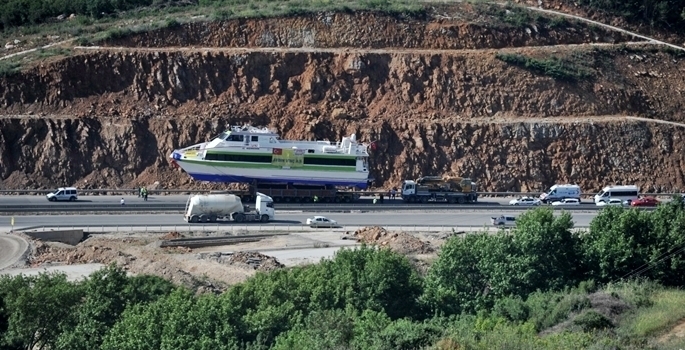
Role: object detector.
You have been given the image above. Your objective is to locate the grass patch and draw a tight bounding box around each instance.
[495,52,594,82]
[619,289,685,337]
[0,60,20,77]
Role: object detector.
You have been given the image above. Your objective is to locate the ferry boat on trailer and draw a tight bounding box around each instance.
[169,125,372,189]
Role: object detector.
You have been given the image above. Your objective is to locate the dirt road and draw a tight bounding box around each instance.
[0,235,29,270]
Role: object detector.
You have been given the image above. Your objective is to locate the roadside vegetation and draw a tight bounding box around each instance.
[573,0,685,33]
[495,52,595,82]
[3,197,685,349]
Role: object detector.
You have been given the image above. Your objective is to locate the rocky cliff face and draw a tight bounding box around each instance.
[2,115,684,192]
[1,6,684,192]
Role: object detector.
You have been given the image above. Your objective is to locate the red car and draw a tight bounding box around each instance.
[630,197,660,207]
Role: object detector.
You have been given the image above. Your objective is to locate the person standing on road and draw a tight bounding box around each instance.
[120,198,125,206]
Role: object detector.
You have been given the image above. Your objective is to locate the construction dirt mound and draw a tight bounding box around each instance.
[347,226,434,255]
[197,251,284,272]
[26,236,268,293]
[161,231,185,240]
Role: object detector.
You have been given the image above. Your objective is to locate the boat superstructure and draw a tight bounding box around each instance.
[169,125,371,189]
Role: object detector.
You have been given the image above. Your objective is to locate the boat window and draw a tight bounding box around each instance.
[251,136,259,142]
[227,134,244,142]
[205,153,272,163]
[307,149,315,153]
[304,156,356,167]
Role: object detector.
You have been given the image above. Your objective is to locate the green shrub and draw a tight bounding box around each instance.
[0,61,20,77]
[573,310,614,332]
[495,52,594,82]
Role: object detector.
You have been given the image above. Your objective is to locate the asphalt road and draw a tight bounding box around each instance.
[1,211,600,229]
[0,194,515,206]
[0,235,28,270]
[0,194,614,210]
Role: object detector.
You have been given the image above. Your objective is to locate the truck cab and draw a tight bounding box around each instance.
[254,192,275,220]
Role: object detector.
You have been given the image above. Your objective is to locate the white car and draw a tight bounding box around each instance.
[306,216,338,228]
[551,198,581,206]
[509,197,541,206]
[596,198,625,207]
[492,215,516,227]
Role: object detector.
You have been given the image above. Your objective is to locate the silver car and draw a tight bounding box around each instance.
[306,216,339,228]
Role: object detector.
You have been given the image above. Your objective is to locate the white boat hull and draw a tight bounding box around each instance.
[172,158,370,189]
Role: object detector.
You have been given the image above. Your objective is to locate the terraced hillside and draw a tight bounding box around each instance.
[1,2,684,192]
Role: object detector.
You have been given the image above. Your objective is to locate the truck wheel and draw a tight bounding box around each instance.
[69,196,76,202]
[190,215,199,223]
[260,214,269,223]
[234,213,245,223]
[420,197,428,204]
[457,197,466,204]
[200,215,209,223]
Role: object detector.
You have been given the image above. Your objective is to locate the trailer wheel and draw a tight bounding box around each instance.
[273,197,283,203]
[302,197,311,203]
[448,197,456,204]
[209,215,217,223]
[343,197,351,203]
[260,214,269,223]
[457,196,466,204]
[334,197,341,203]
[190,215,199,223]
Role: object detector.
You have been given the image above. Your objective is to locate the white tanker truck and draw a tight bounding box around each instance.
[183,192,275,223]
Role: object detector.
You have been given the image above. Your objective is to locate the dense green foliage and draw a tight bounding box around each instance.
[495,52,594,82]
[575,0,685,32]
[0,0,162,29]
[3,200,685,349]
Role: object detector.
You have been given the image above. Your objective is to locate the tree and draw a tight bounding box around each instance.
[56,264,176,350]
[504,208,581,294]
[0,272,84,350]
[102,288,241,350]
[582,206,652,283]
[423,232,500,315]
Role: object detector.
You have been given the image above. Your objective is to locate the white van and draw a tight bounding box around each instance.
[594,185,639,205]
[46,187,79,202]
[539,184,581,203]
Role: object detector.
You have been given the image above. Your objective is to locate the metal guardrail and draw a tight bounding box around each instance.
[0,188,683,197]
[0,204,656,215]
[0,203,660,213]
[10,223,592,234]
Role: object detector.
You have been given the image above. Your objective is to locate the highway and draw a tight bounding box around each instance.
[0,194,513,206]
[1,211,600,229]
[0,195,629,214]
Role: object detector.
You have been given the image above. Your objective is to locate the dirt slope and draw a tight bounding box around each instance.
[1,5,685,192]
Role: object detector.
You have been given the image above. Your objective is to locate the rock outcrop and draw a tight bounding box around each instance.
[1,6,684,192]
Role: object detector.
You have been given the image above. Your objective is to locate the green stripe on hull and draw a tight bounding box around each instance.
[180,159,358,172]
[205,150,359,160]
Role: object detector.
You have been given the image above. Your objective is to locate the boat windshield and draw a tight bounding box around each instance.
[214,131,230,141]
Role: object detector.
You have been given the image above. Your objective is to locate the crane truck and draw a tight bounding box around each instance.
[184,192,275,223]
[401,175,478,204]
